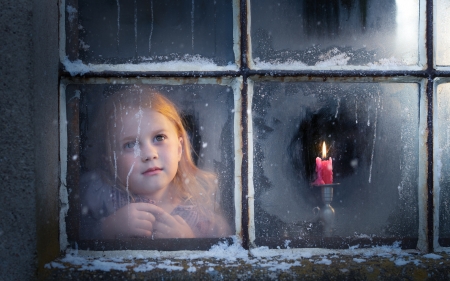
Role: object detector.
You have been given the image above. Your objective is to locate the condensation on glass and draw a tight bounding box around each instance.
[435,0,450,67]
[64,82,235,245]
[435,81,450,245]
[250,0,420,68]
[251,80,420,240]
[66,0,235,65]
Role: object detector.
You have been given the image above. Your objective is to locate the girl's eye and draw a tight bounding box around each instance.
[155,135,166,142]
[124,141,137,149]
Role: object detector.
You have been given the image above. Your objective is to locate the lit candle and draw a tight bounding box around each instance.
[313,142,333,185]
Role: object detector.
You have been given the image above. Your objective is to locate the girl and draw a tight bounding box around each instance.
[80,86,231,239]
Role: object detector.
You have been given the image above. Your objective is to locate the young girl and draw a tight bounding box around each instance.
[80,86,231,239]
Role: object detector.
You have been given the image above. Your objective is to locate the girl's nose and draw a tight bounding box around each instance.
[141,144,158,162]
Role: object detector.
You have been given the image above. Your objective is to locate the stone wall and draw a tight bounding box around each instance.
[0,0,37,280]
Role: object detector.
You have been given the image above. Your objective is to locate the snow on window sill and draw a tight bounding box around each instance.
[44,237,449,276]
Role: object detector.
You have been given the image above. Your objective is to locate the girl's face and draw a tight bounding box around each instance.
[112,108,182,199]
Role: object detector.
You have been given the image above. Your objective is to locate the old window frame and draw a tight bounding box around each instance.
[58,0,450,253]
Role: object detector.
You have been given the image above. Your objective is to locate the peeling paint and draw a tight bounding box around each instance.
[417,78,429,252]
[246,79,255,247]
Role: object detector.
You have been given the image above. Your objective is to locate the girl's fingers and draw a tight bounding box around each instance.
[152,215,190,237]
[133,203,165,215]
[131,228,153,238]
[151,223,167,238]
[131,202,166,224]
[153,220,195,239]
[136,210,156,223]
[152,220,170,234]
[154,211,184,228]
[129,203,193,238]
[133,202,160,211]
[132,219,154,232]
[134,203,180,228]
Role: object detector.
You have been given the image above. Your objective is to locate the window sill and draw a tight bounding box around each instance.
[42,248,450,280]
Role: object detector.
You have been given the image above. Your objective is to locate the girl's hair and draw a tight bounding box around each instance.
[86,85,219,220]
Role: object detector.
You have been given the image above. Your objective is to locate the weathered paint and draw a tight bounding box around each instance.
[433,78,441,251]
[417,78,430,252]
[233,77,244,240]
[246,79,255,247]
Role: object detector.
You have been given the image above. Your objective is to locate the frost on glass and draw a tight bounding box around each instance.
[66,83,235,242]
[252,81,419,240]
[436,83,450,240]
[435,0,450,66]
[68,0,234,65]
[250,0,419,68]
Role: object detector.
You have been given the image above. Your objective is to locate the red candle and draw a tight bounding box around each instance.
[313,142,333,185]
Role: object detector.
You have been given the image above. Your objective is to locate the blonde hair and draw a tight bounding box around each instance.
[87,86,220,220]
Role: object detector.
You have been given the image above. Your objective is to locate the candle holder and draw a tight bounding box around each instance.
[313,183,340,237]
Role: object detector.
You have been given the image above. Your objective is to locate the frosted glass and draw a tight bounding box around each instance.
[66,83,236,240]
[69,0,234,65]
[250,0,420,68]
[435,0,450,66]
[252,81,419,239]
[436,82,450,238]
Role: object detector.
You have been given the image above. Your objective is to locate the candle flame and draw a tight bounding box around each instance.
[322,142,327,159]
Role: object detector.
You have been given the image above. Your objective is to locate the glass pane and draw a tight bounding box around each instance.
[66,82,235,246]
[436,82,450,240]
[435,0,450,66]
[252,81,420,241]
[67,0,235,66]
[250,0,420,69]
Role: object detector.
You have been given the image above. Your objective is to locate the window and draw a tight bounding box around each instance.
[61,79,239,250]
[60,0,449,252]
[251,78,424,249]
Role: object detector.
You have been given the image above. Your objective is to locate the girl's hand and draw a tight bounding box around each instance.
[149,206,196,239]
[101,203,157,239]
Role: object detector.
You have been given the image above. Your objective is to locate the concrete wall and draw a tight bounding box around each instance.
[0,0,36,279]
